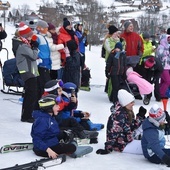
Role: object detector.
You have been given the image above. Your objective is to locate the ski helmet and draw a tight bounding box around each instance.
[38,94,61,112]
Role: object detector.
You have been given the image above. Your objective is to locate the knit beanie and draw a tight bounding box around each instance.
[66,40,78,52]
[18,23,33,38]
[167,28,170,35]
[124,21,132,30]
[108,25,118,35]
[118,89,135,107]
[48,23,55,30]
[149,104,166,122]
[36,20,48,28]
[63,18,71,28]
[144,57,155,68]
[115,42,123,51]
[142,32,150,39]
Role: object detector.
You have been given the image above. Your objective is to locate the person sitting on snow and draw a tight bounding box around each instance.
[96,89,147,155]
[141,104,170,167]
[43,80,99,144]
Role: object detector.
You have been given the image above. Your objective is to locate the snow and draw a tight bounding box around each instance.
[1,15,170,170]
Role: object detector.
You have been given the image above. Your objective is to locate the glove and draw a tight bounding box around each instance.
[96,149,109,155]
[63,129,74,144]
[162,154,170,167]
[165,111,170,125]
[83,32,87,37]
[137,106,147,118]
[30,40,39,50]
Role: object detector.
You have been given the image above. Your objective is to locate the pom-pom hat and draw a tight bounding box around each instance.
[149,104,166,122]
[118,89,135,107]
[18,23,33,38]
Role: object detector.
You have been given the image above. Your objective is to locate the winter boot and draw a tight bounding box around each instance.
[143,95,150,105]
[82,130,99,139]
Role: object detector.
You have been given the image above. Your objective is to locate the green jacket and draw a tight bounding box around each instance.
[139,34,154,64]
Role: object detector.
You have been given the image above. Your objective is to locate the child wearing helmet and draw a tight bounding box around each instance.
[31,94,76,159]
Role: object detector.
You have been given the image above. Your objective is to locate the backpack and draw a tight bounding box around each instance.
[2,58,24,87]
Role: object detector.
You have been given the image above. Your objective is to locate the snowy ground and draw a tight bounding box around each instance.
[1,22,170,170]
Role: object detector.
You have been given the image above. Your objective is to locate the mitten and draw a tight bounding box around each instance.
[30,40,39,50]
[96,149,109,155]
[162,154,170,167]
[137,106,147,118]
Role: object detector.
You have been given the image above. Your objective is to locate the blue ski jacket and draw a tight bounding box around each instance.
[31,110,60,151]
[141,118,166,159]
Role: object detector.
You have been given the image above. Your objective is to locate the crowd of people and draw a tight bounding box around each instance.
[2,17,170,166]
[99,20,170,167]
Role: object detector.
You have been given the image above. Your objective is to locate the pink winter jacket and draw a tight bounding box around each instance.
[126,67,153,95]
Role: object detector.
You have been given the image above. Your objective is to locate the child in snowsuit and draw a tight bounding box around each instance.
[141,104,170,167]
[62,40,83,89]
[31,94,76,158]
[96,89,146,155]
[105,42,127,104]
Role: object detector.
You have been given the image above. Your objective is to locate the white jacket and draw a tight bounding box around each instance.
[46,31,64,70]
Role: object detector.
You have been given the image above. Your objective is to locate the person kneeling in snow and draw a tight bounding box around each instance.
[96,89,147,155]
[141,104,170,167]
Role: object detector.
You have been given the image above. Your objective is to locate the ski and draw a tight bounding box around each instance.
[0,154,66,170]
[1,143,33,153]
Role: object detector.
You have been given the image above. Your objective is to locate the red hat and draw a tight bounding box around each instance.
[144,57,155,68]
[18,23,33,38]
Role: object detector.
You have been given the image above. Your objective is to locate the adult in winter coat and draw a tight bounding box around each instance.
[31,94,76,158]
[141,104,170,166]
[120,21,144,68]
[105,42,127,104]
[62,40,82,89]
[0,23,7,51]
[104,25,119,61]
[46,23,64,80]
[134,32,162,104]
[16,24,39,123]
[75,22,88,68]
[57,18,79,67]
[156,34,170,111]
[96,89,147,155]
[35,20,52,103]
